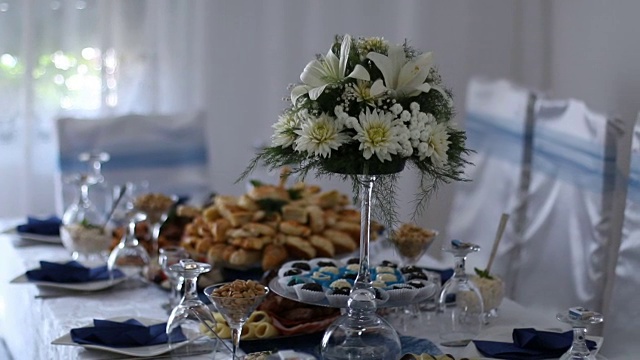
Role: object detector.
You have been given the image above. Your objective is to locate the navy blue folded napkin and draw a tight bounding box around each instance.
[70,318,187,348]
[25,261,124,283]
[16,216,62,236]
[473,328,597,360]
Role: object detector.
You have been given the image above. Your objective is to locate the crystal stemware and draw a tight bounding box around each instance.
[158,246,189,311]
[107,211,150,288]
[388,224,438,328]
[438,240,484,343]
[556,309,604,360]
[320,175,402,360]
[60,174,112,265]
[133,192,177,259]
[204,280,269,360]
[166,259,225,358]
[78,151,111,213]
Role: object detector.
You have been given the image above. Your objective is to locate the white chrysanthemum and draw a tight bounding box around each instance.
[349,80,378,106]
[419,122,450,166]
[272,113,299,148]
[294,113,350,158]
[353,108,402,162]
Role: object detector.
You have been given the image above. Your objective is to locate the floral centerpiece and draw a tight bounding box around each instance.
[241,34,470,227]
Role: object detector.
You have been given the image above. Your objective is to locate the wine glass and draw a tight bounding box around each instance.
[438,240,484,344]
[133,192,177,259]
[388,224,438,328]
[166,259,226,358]
[204,280,269,360]
[556,309,604,360]
[60,174,113,265]
[107,210,150,288]
[158,246,189,311]
[78,151,111,213]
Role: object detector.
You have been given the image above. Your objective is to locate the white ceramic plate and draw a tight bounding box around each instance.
[51,316,201,357]
[10,271,126,291]
[5,228,62,244]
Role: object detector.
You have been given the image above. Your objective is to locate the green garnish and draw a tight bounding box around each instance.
[474,267,494,280]
[249,179,265,188]
[287,188,303,200]
[255,198,288,213]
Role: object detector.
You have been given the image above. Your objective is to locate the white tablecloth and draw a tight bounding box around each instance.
[0,220,607,359]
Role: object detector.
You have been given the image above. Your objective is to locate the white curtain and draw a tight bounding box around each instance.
[0,0,204,218]
[2,0,640,243]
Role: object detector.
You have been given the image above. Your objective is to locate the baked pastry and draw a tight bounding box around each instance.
[309,235,335,258]
[261,243,289,271]
[284,236,316,259]
[323,229,357,252]
[279,221,311,237]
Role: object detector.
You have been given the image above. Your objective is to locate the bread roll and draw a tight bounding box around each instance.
[284,236,316,259]
[262,243,288,270]
[323,229,357,253]
[309,235,335,258]
[307,205,326,233]
[228,248,262,266]
[229,236,271,251]
[332,221,361,241]
[282,204,308,224]
[279,221,311,237]
[243,223,276,237]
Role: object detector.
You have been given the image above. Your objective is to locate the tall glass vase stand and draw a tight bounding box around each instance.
[320,175,402,360]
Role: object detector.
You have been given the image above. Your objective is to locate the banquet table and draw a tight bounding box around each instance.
[0,218,602,360]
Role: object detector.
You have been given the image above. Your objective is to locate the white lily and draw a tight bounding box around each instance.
[291,34,370,104]
[367,44,448,100]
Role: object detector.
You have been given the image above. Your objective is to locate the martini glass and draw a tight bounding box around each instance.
[388,225,438,329]
[556,309,604,360]
[438,240,484,344]
[204,281,269,360]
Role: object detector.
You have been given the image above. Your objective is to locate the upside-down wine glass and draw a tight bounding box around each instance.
[107,210,150,288]
[158,246,189,311]
[205,281,269,360]
[166,259,226,358]
[60,174,112,265]
[134,193,177,259]
[556,309,604,360]
[78,151,111,213]
[438,240,484,344]
[320,174,402,360]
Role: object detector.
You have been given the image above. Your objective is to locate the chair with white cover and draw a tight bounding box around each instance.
[445,77,536,281]
[600,113,640,357]
[507,99,626,318]
[55,112,212,213]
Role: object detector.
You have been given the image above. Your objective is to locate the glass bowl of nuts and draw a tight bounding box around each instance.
[204,280,269,360]
[388,223,438,266]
